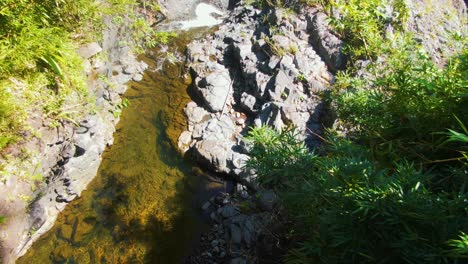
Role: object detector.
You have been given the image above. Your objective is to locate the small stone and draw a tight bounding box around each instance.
[230,257,247,264]
[211,240,219,247]
[132,73,143,82]
[236,119,245,125]
[218,205,240,218]
[219,251,226,258]
[202,201,212,211]
[123,65,137,74]
[77,42,102,59]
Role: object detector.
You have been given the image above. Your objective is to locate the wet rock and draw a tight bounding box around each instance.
[229,224,242,246]
[218,205,240,218]
[230,257,247,264]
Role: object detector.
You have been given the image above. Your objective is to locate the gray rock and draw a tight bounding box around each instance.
[240,92,256,113]
[218,205,240,218]
[230,257,247,264]
[267,56,280,72]
[234,42,253,61]
[211,239,219,247]
[197,68,232,112]
[194,140,233,173]
[230,224,242,245]
[307,10,346,71]
[271,35,291,51]
[77,42,102,59]
[269,70,294,101]
[230,152,249,170]
[256,190,278,211]
[177,131,192,152]
[111,73,133,86]
[132,73,143,82]
[184,102,209,124]
[123,64,137,74]
[254,102,284,130]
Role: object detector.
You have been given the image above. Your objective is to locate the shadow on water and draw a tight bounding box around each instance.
[18,29,223,264]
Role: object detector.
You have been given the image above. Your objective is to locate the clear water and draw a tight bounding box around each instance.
[18,31,222,263]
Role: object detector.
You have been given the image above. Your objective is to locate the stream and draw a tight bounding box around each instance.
[18,27,224,263]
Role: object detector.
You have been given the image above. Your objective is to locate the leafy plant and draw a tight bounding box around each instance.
[247,127,468,263]
[0,0,149,151]
[447,232,468,258]
[246,126,316,186]
[334,48,468,163]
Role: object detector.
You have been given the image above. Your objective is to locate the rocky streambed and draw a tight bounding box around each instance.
[18,30,228,263]
[5,0,465,263]
[178,2,343,263]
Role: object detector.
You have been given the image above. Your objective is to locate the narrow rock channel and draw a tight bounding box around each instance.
[17,29,225,263]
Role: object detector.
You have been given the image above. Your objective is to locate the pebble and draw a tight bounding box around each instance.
[213,246,220,253]
[211,240,219,247]
[236,119,245,125]
[132,73,143,82]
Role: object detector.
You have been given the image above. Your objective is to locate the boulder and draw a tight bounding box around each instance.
[306,10,346,72]
[77,42,102,59]
[196,69,232,112]
[193,140,234,173]
[184,101,209,125]
[240,92,257,113]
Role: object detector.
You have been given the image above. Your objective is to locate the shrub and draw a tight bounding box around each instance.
[334,47,468,163]
[246,127,468,263]
[246,126,317,186]
[0,0,157,151]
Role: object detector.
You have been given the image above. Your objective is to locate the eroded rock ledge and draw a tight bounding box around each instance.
[181,0,466,262]
[0,17,148,263]
[179,3,340,184]
[180,2,342,263]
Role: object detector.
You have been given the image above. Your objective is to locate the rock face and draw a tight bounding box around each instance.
[180,3,339,262]
[179,3,335,187]
[0,16,148,263]
[406,0,467,65]
[181,1,467,263]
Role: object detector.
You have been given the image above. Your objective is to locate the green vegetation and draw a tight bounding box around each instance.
[335,47,468,163]
[0,215,5,224]
[245,0,467,263]
[247,128,467,263]
[0,0,166,152]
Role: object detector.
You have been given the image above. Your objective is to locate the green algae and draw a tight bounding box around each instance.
[18,30,221,263]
